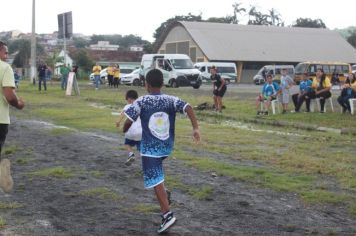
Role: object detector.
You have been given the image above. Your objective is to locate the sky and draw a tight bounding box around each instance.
[0,0,355,42]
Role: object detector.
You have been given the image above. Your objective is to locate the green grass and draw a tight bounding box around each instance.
[0,217,5,229]
[77,187,122,201]
[166,175,213,200]
[28,166,75,178]
[3,145,19,155]
[0,202,24,209]
[12,82,356,215]
[48,127,74,135]
[131,203,161,214]
[350,205,356,217]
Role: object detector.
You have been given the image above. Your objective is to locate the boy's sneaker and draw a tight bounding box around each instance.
[125,153,135,166]
[0,159,14,193]
[158,212,176,234]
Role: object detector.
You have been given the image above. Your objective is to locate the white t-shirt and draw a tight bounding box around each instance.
[0,61,15,124]
[123,104,142,141]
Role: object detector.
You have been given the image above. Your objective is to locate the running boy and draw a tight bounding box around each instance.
[123,69,200,233]
[116,90,142,166]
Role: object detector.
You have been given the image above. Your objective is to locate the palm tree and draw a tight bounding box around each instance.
[232,2,246,24]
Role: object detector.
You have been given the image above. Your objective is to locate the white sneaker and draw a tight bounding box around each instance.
[125,153,135,166]
[0,159,14,193]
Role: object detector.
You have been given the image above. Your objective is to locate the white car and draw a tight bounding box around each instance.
[121,69,142,86]
[352,65,356,74]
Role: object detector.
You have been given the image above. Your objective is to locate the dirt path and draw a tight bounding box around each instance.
[0,118,355,235]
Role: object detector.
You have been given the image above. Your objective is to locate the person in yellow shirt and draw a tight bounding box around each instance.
[305,68,332,113]
[107,64,115,88]
[92,62,102,90]
[113,64,120,88]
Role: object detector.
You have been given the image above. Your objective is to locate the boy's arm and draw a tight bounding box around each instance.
[184,105,200,142]
[123,118,133,133]
[115,113,126,127]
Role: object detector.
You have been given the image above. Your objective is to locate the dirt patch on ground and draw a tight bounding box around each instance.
[0,118,355,235]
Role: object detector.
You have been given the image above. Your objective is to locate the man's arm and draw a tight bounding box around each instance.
[3,87,24,109]
[184,105,200,142]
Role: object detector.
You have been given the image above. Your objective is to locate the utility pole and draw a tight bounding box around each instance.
[30,0,36,84]
[62,14,66,66]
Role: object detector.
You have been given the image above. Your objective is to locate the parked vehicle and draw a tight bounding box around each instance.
[121,69,143,86]
[352,64,356,74]
[194,62,237,84]
[141,54,202,89]
[253,65,295,85]
[294,62,351,84]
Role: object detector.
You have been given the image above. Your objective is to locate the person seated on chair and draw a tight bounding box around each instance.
[337,73,356,113]
[305,68,332,113]
[256,74,280,115]
[292,73,312,112]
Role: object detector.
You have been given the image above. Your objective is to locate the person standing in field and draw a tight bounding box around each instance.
[0,41,25,193]
[123,69,200,233]
[211,66,226,113]
[113,64,120,88]
[279,68,294,114]
[37,61,48,91]
[92,62,102,90]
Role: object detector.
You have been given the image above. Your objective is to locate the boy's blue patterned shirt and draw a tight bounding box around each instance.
[125,93,188,158]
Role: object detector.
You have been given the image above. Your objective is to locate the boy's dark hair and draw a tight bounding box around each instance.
[126,90,138,100]
[145,69,163,88]
[0,40,7,50]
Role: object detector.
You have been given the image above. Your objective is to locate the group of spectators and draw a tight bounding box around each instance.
[36,62,79,92]
[256,68,356,115]
[92,63,120,90]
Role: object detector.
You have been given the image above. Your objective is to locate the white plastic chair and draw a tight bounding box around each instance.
[349,98,356,115]
[310,98,334,112]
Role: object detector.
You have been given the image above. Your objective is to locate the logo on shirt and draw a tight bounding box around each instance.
[148,112,170,140]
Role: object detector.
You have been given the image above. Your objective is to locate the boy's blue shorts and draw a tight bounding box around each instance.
[141,155,167,189]
[124,139,141,151]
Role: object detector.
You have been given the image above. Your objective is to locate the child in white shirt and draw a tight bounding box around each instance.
[116,90,142,166]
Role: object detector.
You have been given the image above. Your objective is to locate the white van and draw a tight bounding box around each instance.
[141,54,202,89]
[194,62,237,84]
[253,65,295,85]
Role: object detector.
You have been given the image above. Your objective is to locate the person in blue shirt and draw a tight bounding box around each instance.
[123,69,200,234]
[292,73,313,112]
[256,74,280,115]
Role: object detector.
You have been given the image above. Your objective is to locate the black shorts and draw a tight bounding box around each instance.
[213,86,227,97]
[0,124,9,159]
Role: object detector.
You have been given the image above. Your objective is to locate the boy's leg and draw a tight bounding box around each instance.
[124,141,136,166]
[154,182,170,213]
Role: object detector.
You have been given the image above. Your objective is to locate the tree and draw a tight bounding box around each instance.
[231,2,246,24]
[153,13,203,42]
[11,39,31,68]
[247,6,270,25]
[292,18,326,28]
[268,8,284,26]
[72,49,94,73]
[206,17,231,24]
[73,37,89,48]
[347,29,356,48]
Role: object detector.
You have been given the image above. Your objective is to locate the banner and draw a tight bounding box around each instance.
[66,72,80,96]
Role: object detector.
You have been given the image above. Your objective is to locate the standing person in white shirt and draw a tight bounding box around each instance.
[279,68,294,114]
[116,90,142,166]
[0,41,25,193]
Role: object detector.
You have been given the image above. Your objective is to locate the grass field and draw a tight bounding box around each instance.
[11,82,356,217]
